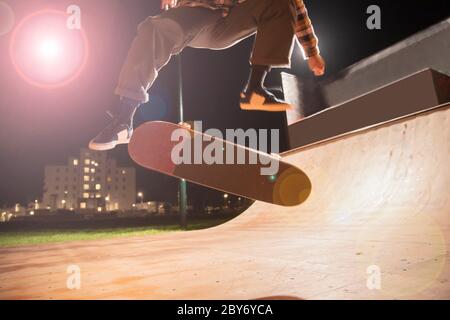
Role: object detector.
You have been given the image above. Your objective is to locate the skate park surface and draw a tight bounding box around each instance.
[0,102,448,300]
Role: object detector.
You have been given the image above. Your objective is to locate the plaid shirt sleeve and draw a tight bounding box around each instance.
[294,0,320,59]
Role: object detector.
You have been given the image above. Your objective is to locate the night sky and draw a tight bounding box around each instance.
[0,0,448,207]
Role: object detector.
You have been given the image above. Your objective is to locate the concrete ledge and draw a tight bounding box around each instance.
[287,69,450,149]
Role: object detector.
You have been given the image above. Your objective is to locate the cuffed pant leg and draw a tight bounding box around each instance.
[251,0,297,68]
[189,0,297,68]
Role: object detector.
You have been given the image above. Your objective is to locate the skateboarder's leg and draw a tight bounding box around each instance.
[201,0,296,66]
[189,0,297,111]
[115,7,222,103]
[240,0,297,111]
[89,8,222,151]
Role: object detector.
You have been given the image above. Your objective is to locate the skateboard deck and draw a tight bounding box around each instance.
[128,121,311,207]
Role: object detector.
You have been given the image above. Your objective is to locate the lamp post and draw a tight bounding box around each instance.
[223,193,229,209]
[176,52,188,228]
[105,195,110,211]
[137,192,144,208]
[164,5,187,228]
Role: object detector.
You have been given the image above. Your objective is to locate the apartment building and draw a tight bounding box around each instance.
[42,149,136,211]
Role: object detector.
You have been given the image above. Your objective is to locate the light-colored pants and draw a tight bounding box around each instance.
[115,0,297,103]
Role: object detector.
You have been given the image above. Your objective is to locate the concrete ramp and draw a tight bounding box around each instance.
[1,103,448,300]
[223,103,450,299]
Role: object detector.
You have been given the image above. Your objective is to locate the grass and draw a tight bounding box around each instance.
[0,219,229,248]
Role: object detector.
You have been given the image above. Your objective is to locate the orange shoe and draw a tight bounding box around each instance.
[240,88,293,112]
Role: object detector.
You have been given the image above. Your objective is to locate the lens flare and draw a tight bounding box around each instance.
[9,10,89,89]
[38,38,62,59]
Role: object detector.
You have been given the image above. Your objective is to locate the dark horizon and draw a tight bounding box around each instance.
[0,0,449,207]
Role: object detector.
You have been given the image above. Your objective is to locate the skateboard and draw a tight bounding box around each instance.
[128,121,311,207]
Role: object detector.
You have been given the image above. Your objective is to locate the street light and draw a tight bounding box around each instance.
[137,192,144,206]
[223,193,229,208]
[105,195,110,211]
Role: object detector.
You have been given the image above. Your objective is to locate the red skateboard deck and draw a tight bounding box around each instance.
[128,121,311,207]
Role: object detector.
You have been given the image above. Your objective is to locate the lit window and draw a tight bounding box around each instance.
[91,168,96,173]
[73,159,79,166]
[95,184,101,190]
[97,207,103,212]
[96,194,101,199]
[83,193,89,199]
[107,177,112,183]
[84,176,90,182]
[122,170,126,175]
[80,202,87,209]
[84,167,90,173]
[83,184,89,190]
[84,159,90,165]
[91,160,96,165]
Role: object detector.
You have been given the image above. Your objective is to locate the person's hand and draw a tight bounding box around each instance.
[308,54,326,76]
[178,122,192,130]
[161,0,177,10]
